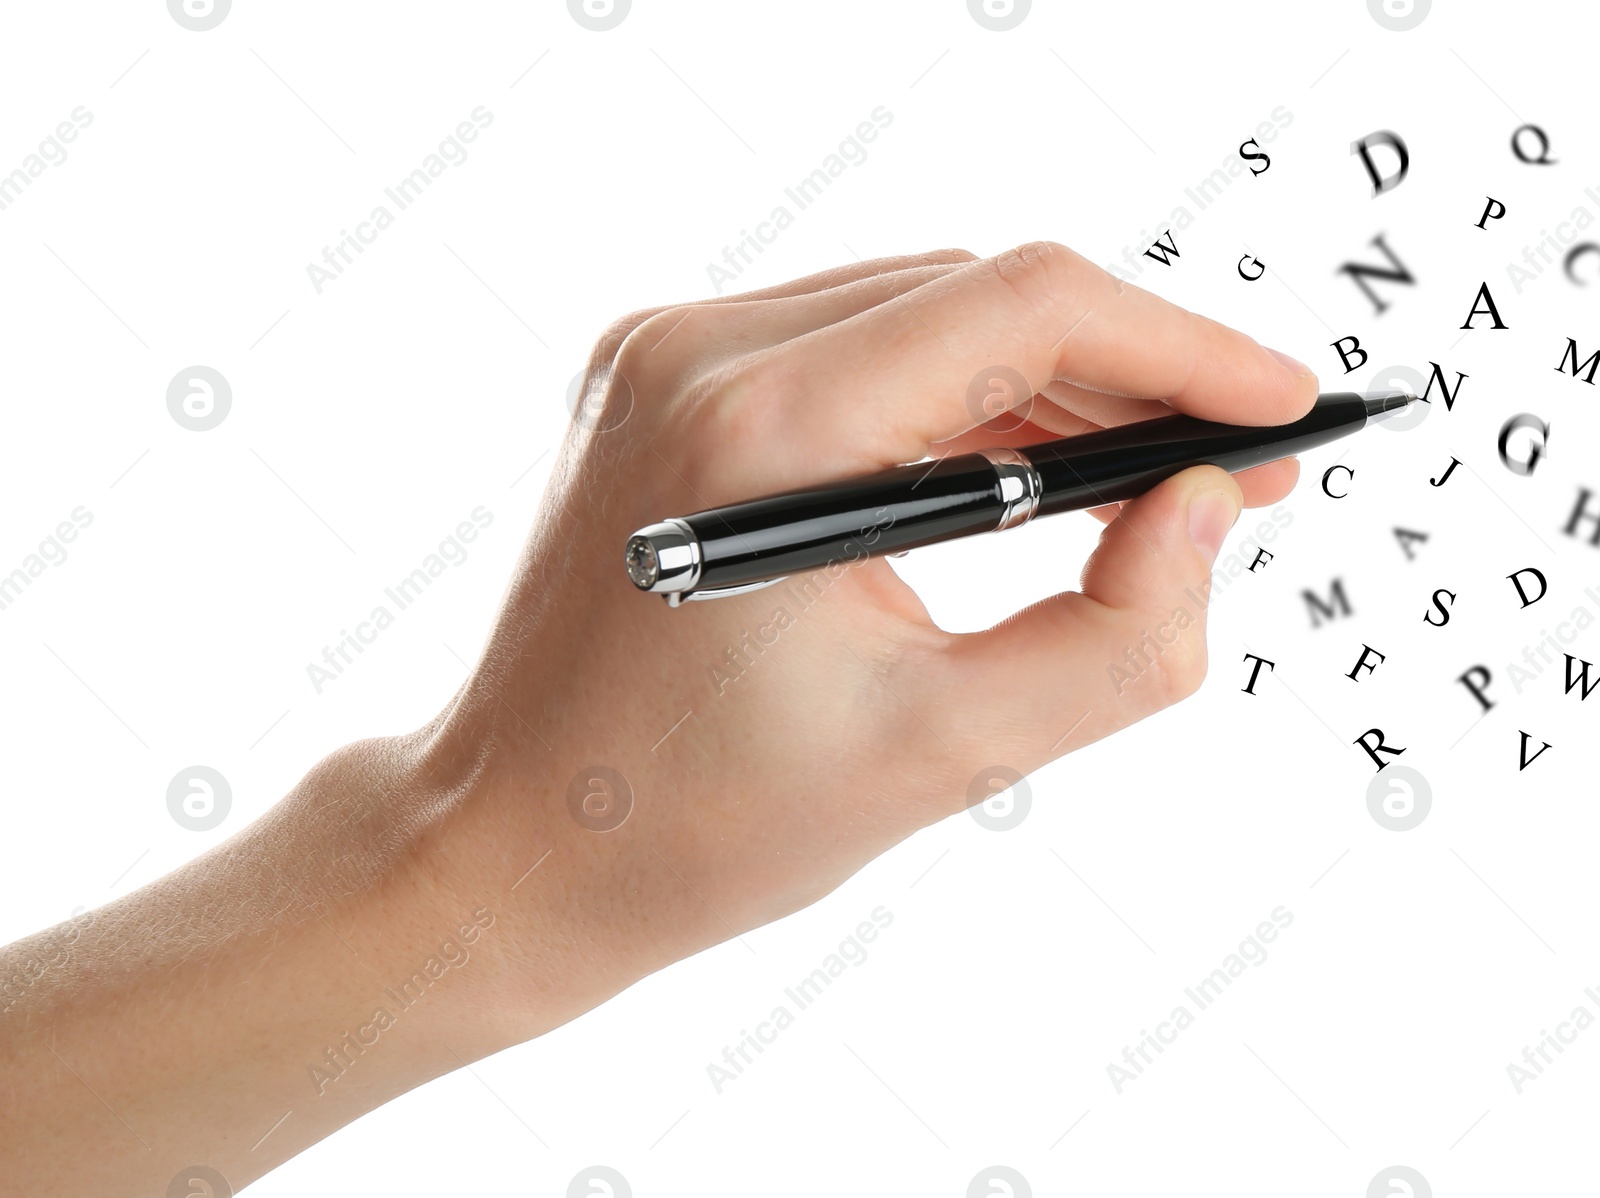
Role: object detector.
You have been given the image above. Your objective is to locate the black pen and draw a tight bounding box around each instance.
[624,391,1414,605]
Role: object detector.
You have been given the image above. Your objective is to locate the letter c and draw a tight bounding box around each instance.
[1322,464,1354,498]
[1566,242,1600,285]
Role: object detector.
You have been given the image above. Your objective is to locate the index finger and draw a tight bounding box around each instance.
[761,240,1318,469]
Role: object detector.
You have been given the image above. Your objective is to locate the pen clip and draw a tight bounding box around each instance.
[665,576,788,606]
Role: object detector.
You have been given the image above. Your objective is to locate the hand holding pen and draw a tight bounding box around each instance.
[1,242,1321,1194]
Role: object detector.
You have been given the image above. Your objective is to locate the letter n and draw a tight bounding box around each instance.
[1338,233,1413,314]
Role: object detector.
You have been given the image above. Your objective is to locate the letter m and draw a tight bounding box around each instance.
[1304,579,1352,628]
[1556,338,1600,384]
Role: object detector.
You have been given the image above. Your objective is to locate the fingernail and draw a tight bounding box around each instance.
[1188,489,1239,566]
[1266,347,1313,377]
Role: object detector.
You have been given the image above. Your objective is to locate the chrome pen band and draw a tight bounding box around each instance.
[624,517,702,593]
[628,449,1041,599]
[980,448,1043,531]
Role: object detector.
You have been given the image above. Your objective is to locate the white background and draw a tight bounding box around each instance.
[3,0,1599,1194]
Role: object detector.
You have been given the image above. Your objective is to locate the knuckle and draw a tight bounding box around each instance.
[611,305,692,378]
[594,306,666,365]
[613,304,743,394]
[665,355,776,487]
[685,354,771,435]
[1148,627,1207,705]
[987,240,1076,312]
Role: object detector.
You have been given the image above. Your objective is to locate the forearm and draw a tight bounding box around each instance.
[0,731,563,1196]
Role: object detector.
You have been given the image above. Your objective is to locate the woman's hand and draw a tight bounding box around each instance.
[438,241,1318,1023]
[0,242,1316,1196]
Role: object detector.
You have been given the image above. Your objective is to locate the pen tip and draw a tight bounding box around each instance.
[1362,390,1414,420]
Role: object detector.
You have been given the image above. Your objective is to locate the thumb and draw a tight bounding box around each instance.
[934,464,1243,779]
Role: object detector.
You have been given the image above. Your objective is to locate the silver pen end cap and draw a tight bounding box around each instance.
[624,519,702,593]
[625,536,660,589]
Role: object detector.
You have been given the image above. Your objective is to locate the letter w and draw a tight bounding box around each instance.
[1143,231,1180,266]
[1565,655,1599,699]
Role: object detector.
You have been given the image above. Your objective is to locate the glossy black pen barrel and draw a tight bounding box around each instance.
[628,392,1400,598]
[682,453,1007,591]
[1029,391,1369,515]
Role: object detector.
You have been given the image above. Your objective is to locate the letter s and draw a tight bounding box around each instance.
[1423,589,1456,627]
[1239,139,1271,176]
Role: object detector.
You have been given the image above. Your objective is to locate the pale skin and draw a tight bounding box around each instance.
[0,242,1317,1194]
